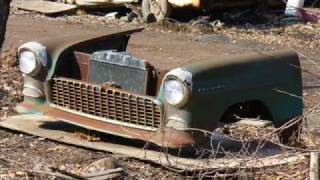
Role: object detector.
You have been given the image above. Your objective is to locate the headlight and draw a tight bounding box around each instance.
[164,78,189,107]
[19,51,38,75]
[18,42,48,76]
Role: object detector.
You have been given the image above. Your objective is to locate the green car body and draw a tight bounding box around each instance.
[162,50,303,130]
[16,28,303,148]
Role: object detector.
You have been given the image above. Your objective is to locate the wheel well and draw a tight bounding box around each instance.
[220,100,273,123]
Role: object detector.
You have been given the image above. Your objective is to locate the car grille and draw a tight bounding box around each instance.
[50,78,162,129]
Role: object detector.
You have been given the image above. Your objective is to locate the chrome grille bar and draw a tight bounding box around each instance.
[50,78,162,129]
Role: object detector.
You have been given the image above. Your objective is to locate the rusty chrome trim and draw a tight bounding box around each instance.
[22,84,43,98]
[44,108,195,148]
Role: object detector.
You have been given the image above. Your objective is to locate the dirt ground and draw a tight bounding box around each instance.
[0,4,320,179]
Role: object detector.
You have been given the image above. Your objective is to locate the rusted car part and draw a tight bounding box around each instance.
[0,115,306,171]
[14,0,77,15]
[15,28,303,149]
[16,102,194,147]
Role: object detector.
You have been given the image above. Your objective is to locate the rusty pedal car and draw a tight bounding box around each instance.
[15,28,303,148]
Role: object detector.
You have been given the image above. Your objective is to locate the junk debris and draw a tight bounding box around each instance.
[13,0,282,22]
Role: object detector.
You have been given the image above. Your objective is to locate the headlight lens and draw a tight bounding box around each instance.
[164,78,189,107]
[19,51,37,75]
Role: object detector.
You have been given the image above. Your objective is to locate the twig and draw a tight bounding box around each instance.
[290,168,309,178]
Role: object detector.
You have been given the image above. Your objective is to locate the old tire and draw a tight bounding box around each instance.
[142,0,172,23]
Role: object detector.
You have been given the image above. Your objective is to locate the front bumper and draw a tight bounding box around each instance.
[16,101,196,148]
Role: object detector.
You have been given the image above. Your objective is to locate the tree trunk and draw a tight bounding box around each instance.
[0,0,11,49]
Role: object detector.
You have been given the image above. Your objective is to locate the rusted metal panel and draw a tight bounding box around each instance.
[14,0,77,14]
[74,51,90,81]
[0,115,306,171]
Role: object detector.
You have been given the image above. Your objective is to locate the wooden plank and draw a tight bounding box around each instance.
[13,0,77,15]
[0,115,306,171]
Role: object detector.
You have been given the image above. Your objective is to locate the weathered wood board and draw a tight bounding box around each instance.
[0,115,306,171]
[13,0,77,15]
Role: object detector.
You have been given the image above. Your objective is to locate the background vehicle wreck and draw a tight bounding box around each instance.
[15,0,282,22]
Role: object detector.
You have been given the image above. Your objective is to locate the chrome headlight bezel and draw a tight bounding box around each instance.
[18,50,40,75]
[163,76,190,108]
[18,42,48,76]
